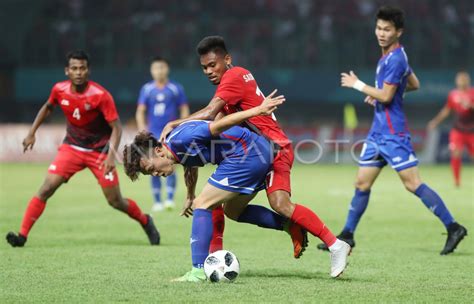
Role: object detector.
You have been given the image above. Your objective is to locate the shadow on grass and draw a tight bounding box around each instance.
[242,268,349,281]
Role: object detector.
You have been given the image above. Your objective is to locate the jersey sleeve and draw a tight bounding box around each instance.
[47,85,59,105]
[446,92,455,109]
[214,71,244,105]
[99,92,119,122]
[177,84,188,107]
[383,56,407,85]
[137,85,148,106]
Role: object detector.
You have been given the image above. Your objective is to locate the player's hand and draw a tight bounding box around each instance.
[180,196,194,218]
[364,95,376,107]
[22,133,36,153]
[341,71,359,88]
[101,154,116,175]
[159,123,175,142]
[258,89,285,116]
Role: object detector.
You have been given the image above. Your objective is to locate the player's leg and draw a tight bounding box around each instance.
[449,129,463,187]
[398,166,467,254]
[173,183,239,282]
[209,205,225,253]
[164,172,177,209]
[150,175,164,212]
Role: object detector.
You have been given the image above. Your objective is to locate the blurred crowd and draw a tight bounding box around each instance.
[21,0,474,69]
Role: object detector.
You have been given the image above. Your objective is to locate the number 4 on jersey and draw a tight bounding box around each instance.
[73,108,81,120]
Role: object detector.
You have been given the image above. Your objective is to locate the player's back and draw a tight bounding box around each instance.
[215,66,290,147]
[164,120,271,167]
[370,46,412,135]
[49,80,118,150]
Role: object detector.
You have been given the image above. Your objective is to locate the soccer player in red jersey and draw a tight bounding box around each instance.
[6,50,160,247]
[428,70,474,187]
[160,36,351,268]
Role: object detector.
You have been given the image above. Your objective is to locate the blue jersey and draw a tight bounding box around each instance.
[137,80,187,136]
[370,46,412,135]
[163,120,273,194]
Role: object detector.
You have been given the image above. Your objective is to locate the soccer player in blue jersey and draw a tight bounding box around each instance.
[317,6,467,255]
[135,56,190,212]
[123,91,351,281]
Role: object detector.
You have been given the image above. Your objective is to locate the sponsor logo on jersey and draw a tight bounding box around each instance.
[392,156,402,163]
[61,99,69,106]
[156,93,165,102]
[84,103,91,111]
[49,164,57,171]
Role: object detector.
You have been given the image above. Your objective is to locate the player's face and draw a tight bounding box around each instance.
[455,72,471,90]
[150,61,169,82]
[65,59,89,86]
[375,19,402,49]
[139,148,176,177]
[200,52,232,85]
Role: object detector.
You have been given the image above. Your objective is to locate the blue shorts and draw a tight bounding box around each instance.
[208,136,273,195]
[358,133,418,172]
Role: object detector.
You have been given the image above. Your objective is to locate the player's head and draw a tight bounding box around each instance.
[150,56,169,82]
[197,36,232,85]
[455,70,471,90]
[65,50,90,86]
[375,6,404,49]
[123,131,176,181]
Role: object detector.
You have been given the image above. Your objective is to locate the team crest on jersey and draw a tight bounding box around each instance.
[60,99,69,106]
[84,103,91,111]
[156,93,165,102]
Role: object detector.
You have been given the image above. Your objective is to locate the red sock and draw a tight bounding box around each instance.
[209,205,225,253]
[291,204,336,247]
[19,197,46,237]
[126,199,148,226]
[451,156,461,187]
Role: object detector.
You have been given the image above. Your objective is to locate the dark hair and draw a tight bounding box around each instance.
[123,131,161,181]
[196,36,228,56]
[65,50,90,67]
[150,56,167,65]
[376,6,405,29]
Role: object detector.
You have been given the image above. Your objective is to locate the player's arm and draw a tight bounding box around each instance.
[341,71,397,104]
[209,90,284,136]
[181,166,198,217]
[159,97,226,141]
[23,101,55,153]
[405,71,420,92]
[179,104,190,119]
[428,105,451,131]
[135,104,147,131]
[102,119,123,174]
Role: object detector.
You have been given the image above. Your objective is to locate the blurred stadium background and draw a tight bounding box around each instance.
[0,0,473,163]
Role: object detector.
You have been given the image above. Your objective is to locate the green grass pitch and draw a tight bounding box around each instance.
[1,163,473,303]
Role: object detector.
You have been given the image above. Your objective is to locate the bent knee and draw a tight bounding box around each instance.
[403,180,421,193]
[268,196,293,217]
[354,179,372,192]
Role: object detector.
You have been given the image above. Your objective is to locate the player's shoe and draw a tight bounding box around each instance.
[329,239,352,278]
[142,215,160,245]
[283,221,308,259]
[151,203,164,212]
[6,232,27,247]
[317,230,355,251]
[171,267,206,282]
[164,200,175,210]
[440,222,467,255]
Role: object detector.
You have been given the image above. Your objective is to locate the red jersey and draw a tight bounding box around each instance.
[48,80,119,150]
[214,67,290,147]
[446,88,474,133]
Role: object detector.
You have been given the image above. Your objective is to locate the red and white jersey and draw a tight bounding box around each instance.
[214,66,290,147]
[48,80,119,150]
[446,88,474,132]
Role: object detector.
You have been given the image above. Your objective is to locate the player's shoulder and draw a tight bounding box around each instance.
[142,80,155,92]
[221,66,253,82]
[88,81,111,95]
[387,46,408,65]
[52,80,71,92]
[167,81,184,95]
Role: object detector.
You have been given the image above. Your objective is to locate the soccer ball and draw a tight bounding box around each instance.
[204,250,240,283]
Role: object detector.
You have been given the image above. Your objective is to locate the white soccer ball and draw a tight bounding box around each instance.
[204,250,240,283]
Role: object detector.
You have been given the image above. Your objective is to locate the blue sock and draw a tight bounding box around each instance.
[191,209,213,268]
[414,184,455,228]
[343,189,371,234]
[151,176,162,204]
[166,172,177,201]
[237,204,285,230]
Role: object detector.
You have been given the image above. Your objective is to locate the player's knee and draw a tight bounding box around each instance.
[193,197,213,210]
[354,179,371,192]
[403,179,421,193]
[37,183,57,200]
[106,193,124,209]
[268,196,293,217]
[224,209,239,221]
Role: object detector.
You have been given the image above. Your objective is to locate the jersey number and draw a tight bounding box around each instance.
[255,86,277,121]
[154,103,166,116]
[73,108,81,120]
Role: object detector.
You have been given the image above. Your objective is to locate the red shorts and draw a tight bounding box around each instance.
[449,129,474,156]
[48,144,119,187]
[265,143,294,195]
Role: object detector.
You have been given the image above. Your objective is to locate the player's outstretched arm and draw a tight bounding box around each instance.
[181,166,198,217]
[341,71,397,104]
[208,89,285,136]
[406,71,420,92]
[427,106,451,131]
[159,97,226,142]
[23,101,55,153]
